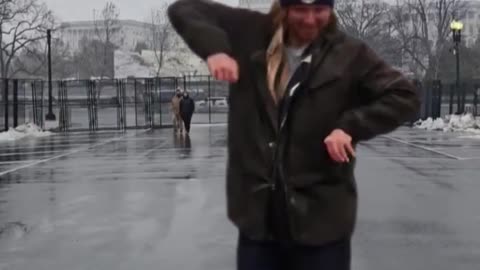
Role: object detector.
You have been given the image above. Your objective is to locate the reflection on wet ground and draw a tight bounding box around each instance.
[0,125,479,270]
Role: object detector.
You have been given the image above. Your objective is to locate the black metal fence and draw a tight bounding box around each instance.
[1,79,45,132]
[1,76,228,132]
[418,79,480,120]
[3,77,478,132]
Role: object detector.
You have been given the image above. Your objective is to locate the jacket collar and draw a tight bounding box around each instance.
[249,27,345,134]
[313,30,346,86]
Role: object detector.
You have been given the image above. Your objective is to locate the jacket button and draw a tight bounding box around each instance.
[268,142,276,148]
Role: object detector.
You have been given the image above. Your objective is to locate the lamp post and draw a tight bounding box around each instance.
[45,29,56,121]
[450,19,464,114]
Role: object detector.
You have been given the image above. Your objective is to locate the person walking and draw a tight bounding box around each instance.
[179,92,195,134]
[171,88,184,133]
[168,0,420,269]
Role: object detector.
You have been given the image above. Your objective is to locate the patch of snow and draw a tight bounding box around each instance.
[0,123,52,142]
[458,134,480,139]
[414,113,480,133]
[445,114,480,132]
[414,117,445,130]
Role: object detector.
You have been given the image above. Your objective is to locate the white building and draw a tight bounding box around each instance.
[238,0,273,13]
[462,1,480,47]
[59,20,156,52]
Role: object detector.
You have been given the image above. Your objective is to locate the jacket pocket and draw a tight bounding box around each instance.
[227,172,270,237]
[287,176,357,244]
[287,160,355,188]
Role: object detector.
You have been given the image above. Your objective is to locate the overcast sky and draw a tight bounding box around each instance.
[40,0,480,22]
[41,0,239,22]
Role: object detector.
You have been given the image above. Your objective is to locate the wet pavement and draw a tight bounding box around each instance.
[1,125,480,270]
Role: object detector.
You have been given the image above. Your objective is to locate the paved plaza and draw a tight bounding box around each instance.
[1,125,480,270]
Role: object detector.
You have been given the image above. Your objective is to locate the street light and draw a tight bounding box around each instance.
[45,29,56,121]
[450,19,464,114]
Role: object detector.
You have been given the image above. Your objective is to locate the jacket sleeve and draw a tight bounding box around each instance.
[168,0,254,60]
[335,43,421,142]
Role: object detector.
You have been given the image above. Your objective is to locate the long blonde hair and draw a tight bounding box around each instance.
[269,0,286,30]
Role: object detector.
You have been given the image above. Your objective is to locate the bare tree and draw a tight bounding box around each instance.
[12,37,73,79]
[336,0,401,66]
[0,0,54,79]
[336,0,389,40]
[93,1,120,79]
[388,0,467,80]
[150,4,176,77]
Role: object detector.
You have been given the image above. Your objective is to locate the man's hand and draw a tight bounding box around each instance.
[207,53,239,83]
[324,129,356,163]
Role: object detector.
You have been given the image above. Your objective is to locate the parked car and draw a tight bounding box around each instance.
[195,96,228,113]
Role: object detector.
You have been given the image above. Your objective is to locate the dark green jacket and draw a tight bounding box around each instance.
[168,0,420,246]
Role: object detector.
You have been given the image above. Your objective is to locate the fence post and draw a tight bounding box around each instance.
[146,78,153,128]
[449,84,454,115]
[59,80,70,132]
[40,81,45,129]
[474,83,479,116]
[419,80,429,119]
[432,80,441,119]
[58,81,63,131]
[13,80,18,127]
[87,81,92,131]
[3,79,8,131]
[121,80,126,130]
[437,80,443,117]
[456,81,462,114]
[94,81,98,130]
[158,78,162,127]
[183,75,186,92]
[461,82,467,114]
[115,80,119,130]
[208,76,211,124]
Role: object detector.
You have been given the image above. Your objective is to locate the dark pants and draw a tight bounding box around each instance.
[237,234,351,270]
[181,114,192,133]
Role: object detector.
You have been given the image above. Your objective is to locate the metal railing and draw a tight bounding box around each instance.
[7,76,477,132]
[1,76,229,132]
[417,79,480,120]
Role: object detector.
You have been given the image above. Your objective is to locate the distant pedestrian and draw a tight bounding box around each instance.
[171,88,184,133]
[180,92,195,134]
